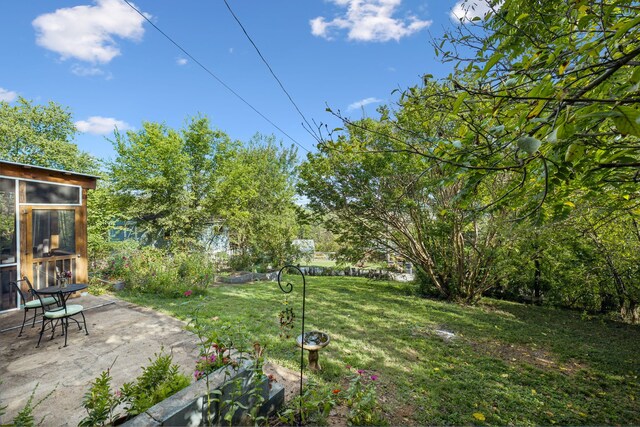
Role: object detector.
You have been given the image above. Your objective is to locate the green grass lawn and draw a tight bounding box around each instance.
[120,276,640,425]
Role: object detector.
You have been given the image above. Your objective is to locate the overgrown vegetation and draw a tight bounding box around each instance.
[299,0,640,319]
[92,242,215,297]
[79,351,190,426]
[122,276,640,426]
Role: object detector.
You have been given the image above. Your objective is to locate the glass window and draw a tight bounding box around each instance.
[32,210,76,258]
[25,181,80,204]
[0,266,18,311]
[0,178,17,265]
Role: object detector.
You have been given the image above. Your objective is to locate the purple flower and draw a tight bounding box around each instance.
[370,375,378,381]
[184,290,193,297]
[357,369,365,375]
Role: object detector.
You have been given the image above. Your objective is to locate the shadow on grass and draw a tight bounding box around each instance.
[120,276,640,426]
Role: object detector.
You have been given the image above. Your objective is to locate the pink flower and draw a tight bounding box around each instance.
[370,375,378,381]
[357,369,365,375]
[346,365,351,370]
[184,290,193,297]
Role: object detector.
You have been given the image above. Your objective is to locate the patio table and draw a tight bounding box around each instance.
[37,283,88,303]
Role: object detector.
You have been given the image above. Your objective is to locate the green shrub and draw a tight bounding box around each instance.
[78,370,121,427]
[94,244,215,297]
[79,352,191,425]
[120,351,191,416]
[278,382,337,426]
[343,370,388,426]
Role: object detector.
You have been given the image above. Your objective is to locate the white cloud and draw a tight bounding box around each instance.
[176,58,188,66]
[75,116,131,135]
[310,0,431,42]
[348,97,382,111]
[0,87,18,102]
[71,64,110,78]
[450,0,498,22]
[32,0,150,64]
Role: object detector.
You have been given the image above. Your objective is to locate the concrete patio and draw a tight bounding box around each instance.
[0,293,200,426]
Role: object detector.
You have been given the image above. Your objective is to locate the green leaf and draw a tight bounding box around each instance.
[527,100,546,119]
[565,144,585,163]
[630,67,640,85]
[481,53,503,77]
[517,136,542,154]
[612,106,640,136]
[557,123,576,140]
[452,92,468,114]
[614,15,640,40]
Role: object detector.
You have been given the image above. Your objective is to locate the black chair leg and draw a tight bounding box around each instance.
[50,319,58,340]
[31,308,38,327]
[80,312,89,335]
[18,309,28,337]
[36,319,47,348]
[63,318,69,347]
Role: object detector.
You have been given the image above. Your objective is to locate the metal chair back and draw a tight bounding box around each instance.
[9,281,28,308]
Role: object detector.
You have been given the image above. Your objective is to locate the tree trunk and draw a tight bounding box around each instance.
[621,299,640,324]
[533,257,542,305]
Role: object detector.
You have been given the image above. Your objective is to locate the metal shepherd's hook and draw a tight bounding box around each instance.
[276,265,306,404]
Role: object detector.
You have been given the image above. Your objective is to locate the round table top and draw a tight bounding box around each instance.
[37,283,88,294]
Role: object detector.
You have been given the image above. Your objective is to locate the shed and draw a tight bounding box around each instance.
[0,160,97,313]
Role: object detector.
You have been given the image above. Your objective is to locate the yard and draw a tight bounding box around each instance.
[120,276,640,426]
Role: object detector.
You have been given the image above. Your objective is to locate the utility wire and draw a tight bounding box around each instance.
[121,0,309,153]
[222,0,319,142]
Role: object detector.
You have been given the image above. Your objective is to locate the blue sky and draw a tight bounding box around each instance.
[0,0,487,162]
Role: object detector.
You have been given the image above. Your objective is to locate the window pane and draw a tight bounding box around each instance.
[0,178,17,265]
[25,181,80,204]
[32,210,76,258]
[0,266,18,311]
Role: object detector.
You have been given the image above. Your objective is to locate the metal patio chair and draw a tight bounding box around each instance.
[32,288,89,348]
[10,277,58,337]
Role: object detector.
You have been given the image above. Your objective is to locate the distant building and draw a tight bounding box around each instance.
[292,239,315,254]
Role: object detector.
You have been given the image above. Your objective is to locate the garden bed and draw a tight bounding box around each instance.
[123,359,284,426]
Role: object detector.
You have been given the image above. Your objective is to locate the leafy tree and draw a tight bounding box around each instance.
[0,97,99,173]
[300,116,508,303]
[312,0,639,313]
[86,181,121,264]
[572,198,640,322]
[295,209,340,253]
[108,116,232,249]
[435,0,640,204]
[215,134,298,270]
[325,0,638,216]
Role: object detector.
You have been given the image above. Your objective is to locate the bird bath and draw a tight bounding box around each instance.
[296,331,330,371]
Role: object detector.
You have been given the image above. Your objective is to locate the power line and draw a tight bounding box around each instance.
[222,0,318,142]
[121,0,309,153]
